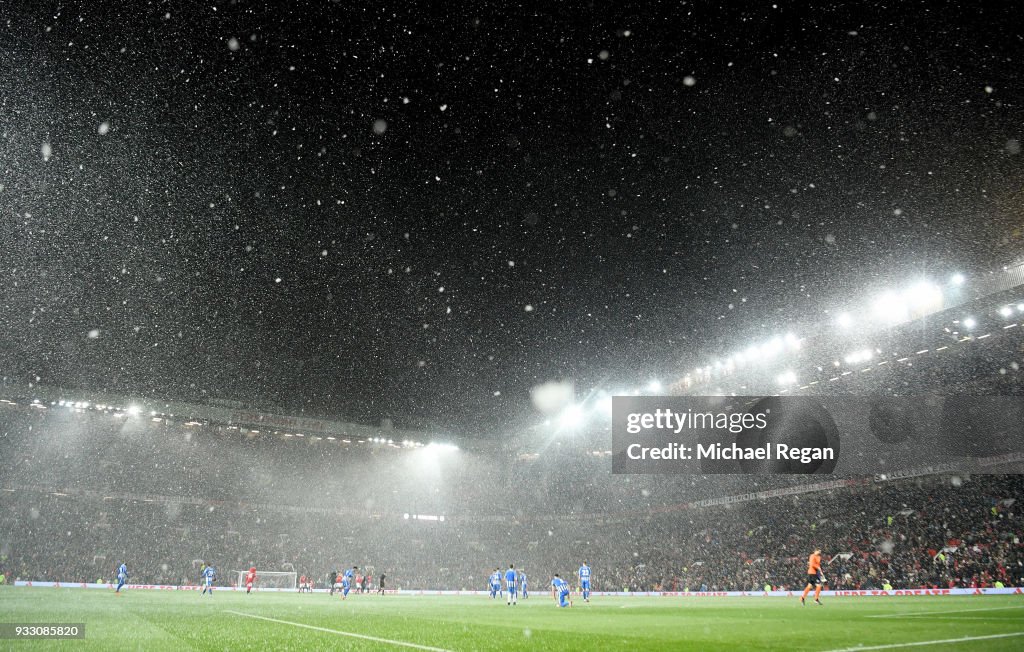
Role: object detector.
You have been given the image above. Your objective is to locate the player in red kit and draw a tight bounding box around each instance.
[245,567,257,594]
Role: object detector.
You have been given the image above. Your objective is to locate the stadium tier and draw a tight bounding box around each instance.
[2,268,1024,592]
[1,396,1021,592]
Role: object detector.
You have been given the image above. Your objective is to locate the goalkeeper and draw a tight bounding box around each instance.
[800,548,826,605]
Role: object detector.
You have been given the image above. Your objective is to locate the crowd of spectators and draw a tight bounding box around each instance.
[2,314,1022,592]
[1,405,1020,592]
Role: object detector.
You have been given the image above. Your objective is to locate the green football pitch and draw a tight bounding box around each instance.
[1,588,1022,650]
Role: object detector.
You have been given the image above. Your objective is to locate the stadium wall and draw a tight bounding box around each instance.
[12,582,1022,597]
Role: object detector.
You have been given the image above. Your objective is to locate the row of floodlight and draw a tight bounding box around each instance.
[10,398,461,452]
[536,291,1024,425]
[54,399,144,416]
[685,333,802,384]
[832,277,1024,334]
[775,299,1024,388]
[997,303,1024,318]
[281,435,458,451]
[403,513,446,521]
[684,274,971,389]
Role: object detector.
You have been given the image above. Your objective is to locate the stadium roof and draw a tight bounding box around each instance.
[0,384,439,444]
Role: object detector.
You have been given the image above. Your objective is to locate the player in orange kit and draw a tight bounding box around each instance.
[800,549,825,605]
[245,566,257,594]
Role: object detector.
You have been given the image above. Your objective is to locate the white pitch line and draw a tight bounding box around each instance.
[866,605,1024,618]
[223,610,453,651]
[821,631,1024,652]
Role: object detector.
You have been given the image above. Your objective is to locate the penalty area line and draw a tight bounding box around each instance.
[223,610,453,651]
[821,631,1024,651]
[866,605,1024,618]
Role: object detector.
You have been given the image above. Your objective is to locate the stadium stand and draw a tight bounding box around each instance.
[2,268,1022,593]
[1,401,1021,592]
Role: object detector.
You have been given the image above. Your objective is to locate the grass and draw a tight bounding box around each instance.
[1,587,1022,650]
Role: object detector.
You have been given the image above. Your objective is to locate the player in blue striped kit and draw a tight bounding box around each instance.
[551,574,572,607]
[519,569,528,598]
[578,562,592,602]
[505,564,518,606]
[201,563,216,595]
[115,563,128,594]
[342,566,357,599]
[488,568,501,599]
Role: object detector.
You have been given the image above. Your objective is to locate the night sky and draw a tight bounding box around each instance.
[1,1,1022,433]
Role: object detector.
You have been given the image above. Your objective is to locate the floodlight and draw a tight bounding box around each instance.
[762,336,784,357]
[559,404,586,429]
[843,349,873,365]
[426,442,459,452]
[871,291,908,323]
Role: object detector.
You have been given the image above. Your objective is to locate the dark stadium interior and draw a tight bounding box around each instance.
[2,402,1021,592]
[1,7,1023,650]
[4,287,1024,591]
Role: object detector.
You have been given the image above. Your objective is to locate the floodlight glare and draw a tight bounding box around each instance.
[646,379,662,393]
[126,405,141,416]
[776,371,797,386]
[905,281,942,310]
[836,312,853,328]
[426,442,459,452]
[843,349,874,365]
[999,306,1013,318]
[559,404,586,429]
[871,291,908,323]
[950,273,965,286]
[962,317,977,329]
